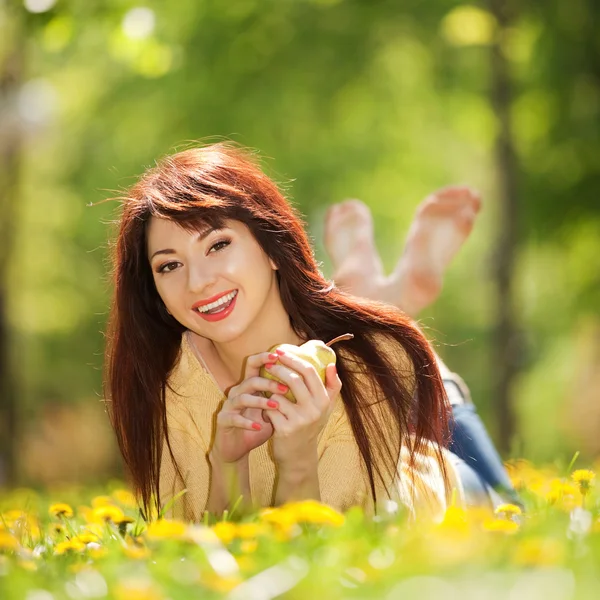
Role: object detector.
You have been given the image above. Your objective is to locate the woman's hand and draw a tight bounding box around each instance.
[213,350,290,464]
[263,349,343,470]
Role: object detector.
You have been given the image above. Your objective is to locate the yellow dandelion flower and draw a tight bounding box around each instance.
[0,531,19,551]
[112,489,137,508]
[50,523,66,536]
[235,522,266,539]
[259,507,295,526]
[91,496,115,509]
[54,538,86,555]
[240,539,258,553]
[92,505,125,524]
[213,521,237,544]
[89,546,108,560]
[203,573,244,593]
[546,479,580,511]
[482,519,519,534]
[75,533,100,544]
[283,500,345,527]
[18,559,38,572]
[3,510,26,525]
[123,543,151,560]
[114,580,162,600]
[146,519,186,540]
[443,505,468,525]
[572,470,595,493]
[494,503,522,519]
[49,503,74,519]
[83,523,105,539]
[514,537,565,567]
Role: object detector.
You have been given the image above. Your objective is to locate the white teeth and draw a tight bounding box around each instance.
[196,290,237,313]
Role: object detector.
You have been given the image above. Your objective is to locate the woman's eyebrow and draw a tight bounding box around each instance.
[149,226,219,260]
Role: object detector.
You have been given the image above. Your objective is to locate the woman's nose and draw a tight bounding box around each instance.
[187,262,217,294]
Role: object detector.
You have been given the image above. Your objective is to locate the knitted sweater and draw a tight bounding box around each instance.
[159,332,464,522]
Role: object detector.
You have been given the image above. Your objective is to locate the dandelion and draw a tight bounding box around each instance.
[236,522,266,540]
[50,523,66,537]
[494,503,522,520]
[114,579,162,600]
[213,521,237,545]
[440,505,469,532]
[283,500,345,527]
[91,496,115,508]
[54,538,86,555]
[122,543,150,560]
[514,537,565,567]
[546,479,580,511]
[482,519,519,534]
[112,489,137,508]
[0,531,19,551]
[145,519,186,540]
[18,559,37,571]
[572,470,595,495]
[240,540,258,553]
[92,505,125,524]
[49,503,74,519]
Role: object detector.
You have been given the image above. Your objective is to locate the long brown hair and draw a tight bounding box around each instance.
[104,142,451,517]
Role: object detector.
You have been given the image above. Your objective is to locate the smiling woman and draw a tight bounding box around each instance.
[103,142,464,523]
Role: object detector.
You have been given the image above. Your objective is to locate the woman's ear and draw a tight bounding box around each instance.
[269,257,278,271]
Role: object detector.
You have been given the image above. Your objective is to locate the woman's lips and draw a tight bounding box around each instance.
[195,292,238,322]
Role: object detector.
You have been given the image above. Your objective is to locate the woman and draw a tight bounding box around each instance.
[104,142,464,523]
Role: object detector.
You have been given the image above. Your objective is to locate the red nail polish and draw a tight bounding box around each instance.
[267,400,278,408]
[265,362,274,369]
[275,349,285,356]
[268,353,278,361]
[277,383,288,392]
[252,422,261,431]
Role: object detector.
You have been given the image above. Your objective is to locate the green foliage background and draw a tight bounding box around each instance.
[2,0,599,483]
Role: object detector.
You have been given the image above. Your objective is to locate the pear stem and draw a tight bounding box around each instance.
[326,333,354,347]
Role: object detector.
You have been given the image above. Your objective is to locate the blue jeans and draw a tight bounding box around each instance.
[448,403,522,509]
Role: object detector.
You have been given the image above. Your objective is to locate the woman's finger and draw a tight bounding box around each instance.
[242,350,280,381]
[229,392,281,412]
[217,411,262,431]
[271,350,325,403]
[263,364,311,406]
[235,375,290,399]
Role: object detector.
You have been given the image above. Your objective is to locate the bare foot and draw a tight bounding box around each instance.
[383,186,481,316]
[324,199,386,298]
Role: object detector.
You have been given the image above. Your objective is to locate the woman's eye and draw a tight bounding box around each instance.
[210,239,231,253]
[157,261,180,273]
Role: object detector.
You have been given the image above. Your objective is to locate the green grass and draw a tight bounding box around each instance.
[0,461,599,600]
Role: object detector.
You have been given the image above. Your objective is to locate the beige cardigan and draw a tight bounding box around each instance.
[159,332,464,522]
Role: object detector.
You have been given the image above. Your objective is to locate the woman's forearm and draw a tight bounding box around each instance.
[275,451,320,505]
[207,451,251,515]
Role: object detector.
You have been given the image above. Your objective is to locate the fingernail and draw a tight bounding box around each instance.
[265,362,275,369]
[275,349,285,356]
[268,353,278,361]
[252,422,262,431]
[267,400,279,408]
[277,383,288,392]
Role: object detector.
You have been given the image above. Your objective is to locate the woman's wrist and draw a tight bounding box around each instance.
[275,448,320,505]
[207,451,251,514]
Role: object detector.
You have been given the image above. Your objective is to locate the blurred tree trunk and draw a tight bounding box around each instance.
[0,9,24,486]
[488,0,520,454]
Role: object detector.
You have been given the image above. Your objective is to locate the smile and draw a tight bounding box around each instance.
[194,290,238,322]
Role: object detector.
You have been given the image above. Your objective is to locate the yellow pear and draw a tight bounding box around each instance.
[260,333,354,403]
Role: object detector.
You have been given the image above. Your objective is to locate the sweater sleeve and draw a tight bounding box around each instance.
[317,404,370,512]
[159,402,211,523]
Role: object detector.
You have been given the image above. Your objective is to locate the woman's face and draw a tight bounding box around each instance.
[147,217,278,343]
